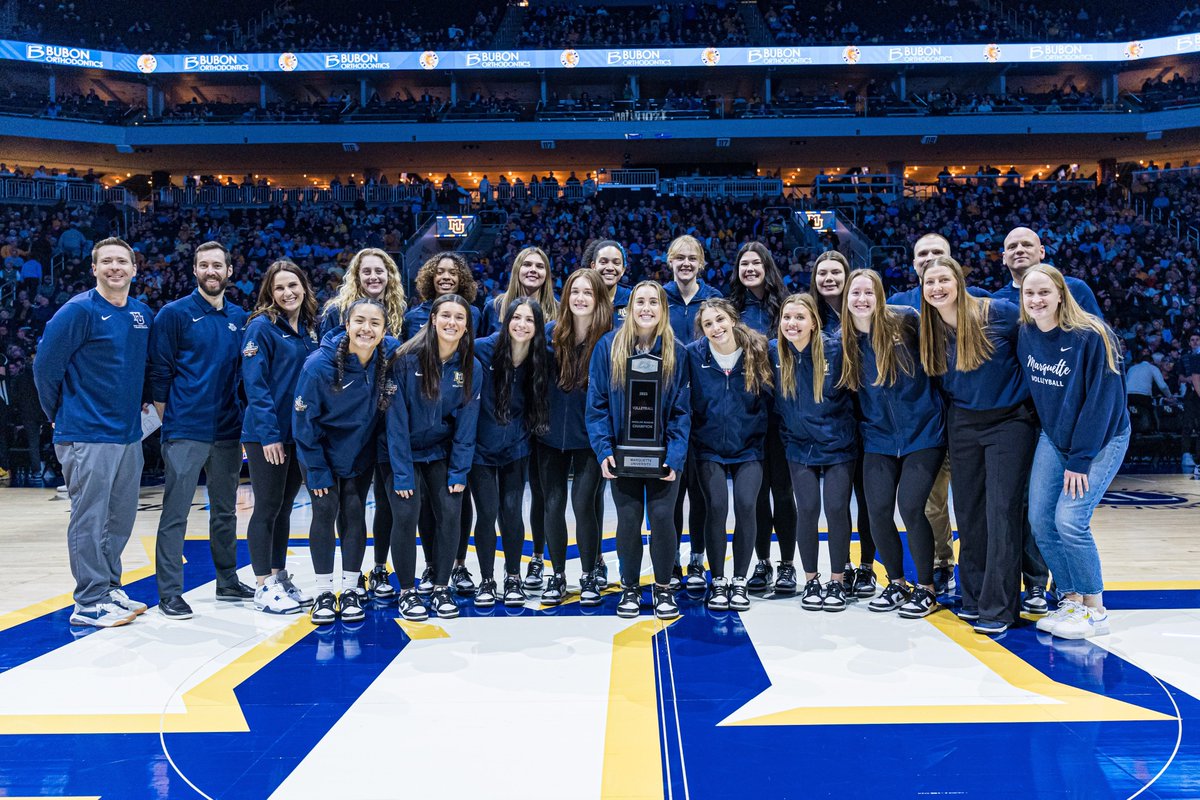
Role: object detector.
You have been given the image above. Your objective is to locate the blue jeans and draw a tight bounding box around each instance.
[1027,428,1129,597]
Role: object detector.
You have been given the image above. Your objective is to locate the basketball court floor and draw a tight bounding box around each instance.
[0,473,1197,799]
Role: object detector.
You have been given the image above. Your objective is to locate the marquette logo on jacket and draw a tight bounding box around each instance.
[243,340,259,358]
[228,323,238,332]
[453,371,464,388]
[294,395,308,412]
[130,311,148,329]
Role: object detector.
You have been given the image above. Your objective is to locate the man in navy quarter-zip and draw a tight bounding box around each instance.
[148,241,254,620]
[992,227,1103,318]
[34,238,155,628]
[887,233,991,596]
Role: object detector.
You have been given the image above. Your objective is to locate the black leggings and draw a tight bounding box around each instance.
[371,463,392,565]
[307,471,374,575]
[419,485,473,565]
[528,440,547,560]
[674,450,707,556]
[386,460,463,588]
[754,428,798,561]
[469,457,528,579]
[790,459,855,577]
[612,475,681,587]
[245,442,303,577]
[540,446,604,575]
[698,460,762,579]
[862,447,945,586]
[853,455,876,566]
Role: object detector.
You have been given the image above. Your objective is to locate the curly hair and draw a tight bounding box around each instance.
[415,252,476,304]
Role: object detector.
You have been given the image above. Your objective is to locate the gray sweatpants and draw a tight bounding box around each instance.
[155,438,242,600]
[55,441,144,607]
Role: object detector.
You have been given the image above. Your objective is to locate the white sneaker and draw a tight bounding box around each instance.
[70,602,136,628]
[276,570,312,607]
[1054,605,1110,639]
[255,577,302,615]
[1036,600,1083,635]
[109,588,148,616]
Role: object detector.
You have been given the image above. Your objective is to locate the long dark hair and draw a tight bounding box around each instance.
[332,299,394,410]
[493,297,550,436]
[250,259,318,330]
[396,294,475,402]
[728,242,787,332]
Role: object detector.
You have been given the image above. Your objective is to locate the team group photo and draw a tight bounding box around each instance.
[2,0,1200,797]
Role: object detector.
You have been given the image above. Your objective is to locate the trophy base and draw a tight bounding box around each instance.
[613,445,668,479]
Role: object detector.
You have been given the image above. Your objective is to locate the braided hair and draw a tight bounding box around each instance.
[331,299,393,411]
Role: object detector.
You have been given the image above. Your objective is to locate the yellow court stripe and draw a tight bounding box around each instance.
[0,616,313,734]
[602,618,678,800]
[726,611,1176,727]
[396,620,450,640]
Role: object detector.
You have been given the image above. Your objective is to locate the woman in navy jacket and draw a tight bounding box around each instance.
[919,256,1035,635]
[318,247,407,600]
[479,246,556,599]
[386,294,483,621]
[293,299,398,625]
[405,252,482,594]
[839,269,946,619]
[774,294,859,612]
[1018,265,1129,641]
[582,239,632,327]
[687,299,772,612]
[809,251,877,599]
[587,281,691,621]
[402,252,482,339]
[729,242,797,595]
[241,260,320,615]
[470,297,550,608]
[480,246,558,335]
[539,268,613,605]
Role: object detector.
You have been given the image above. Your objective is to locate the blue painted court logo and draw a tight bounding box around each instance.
[1100,490,1200,508]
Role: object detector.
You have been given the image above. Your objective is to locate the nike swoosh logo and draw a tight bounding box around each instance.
[342,381,354,390]
[281,334,292,339]
[414,371,423,376]
[1060,347,1072,352]
[100,315,112,320]
[192,316,204,322]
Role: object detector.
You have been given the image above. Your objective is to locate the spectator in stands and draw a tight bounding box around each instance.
[1181,332,1200,477]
